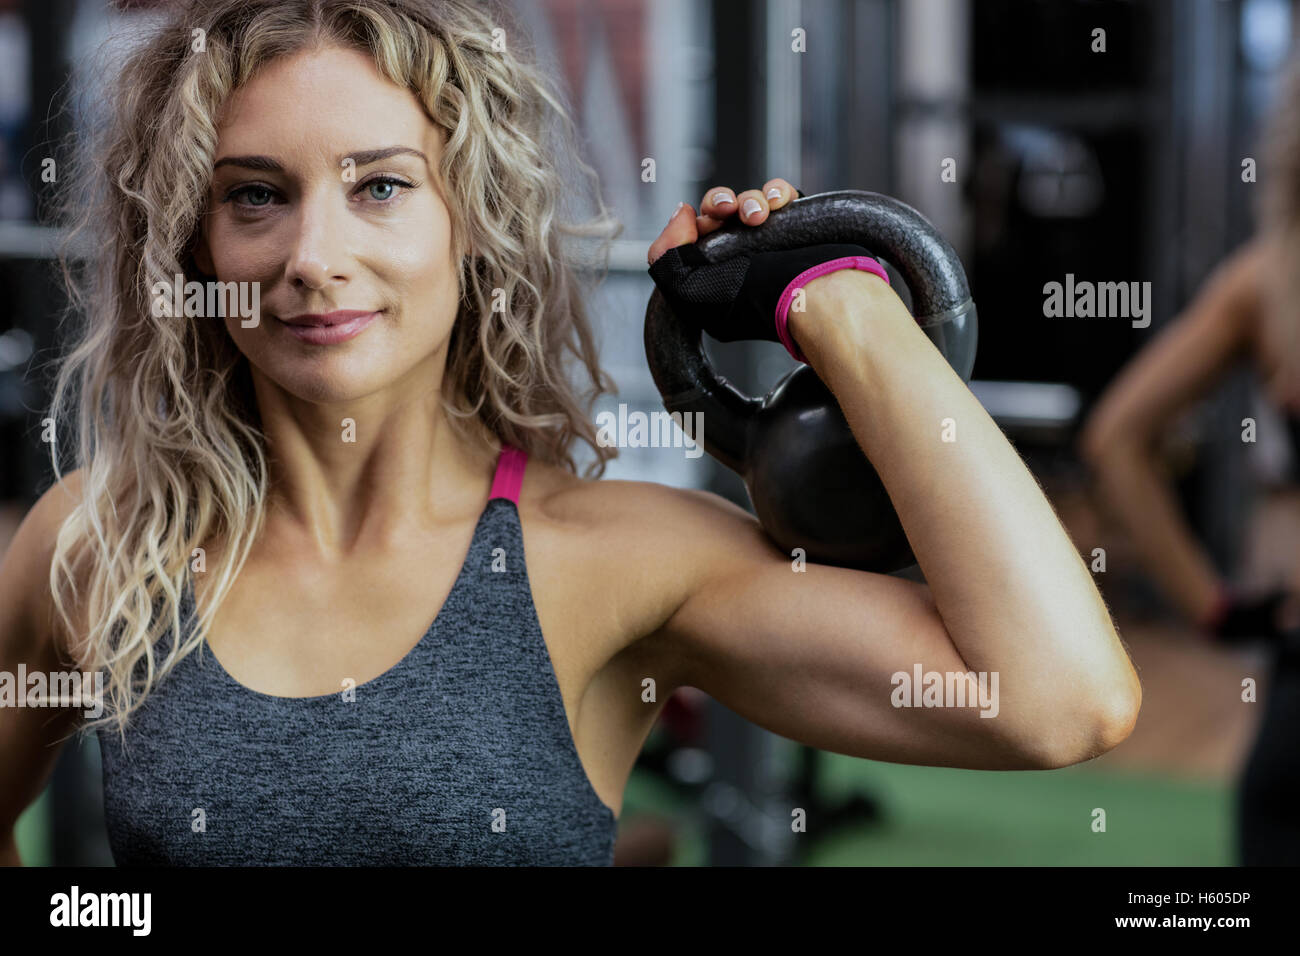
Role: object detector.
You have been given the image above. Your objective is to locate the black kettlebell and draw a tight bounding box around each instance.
[643,189,978,573]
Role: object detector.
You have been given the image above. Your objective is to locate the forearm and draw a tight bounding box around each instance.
[791,270,1139,740]
[1088,442,1223,623]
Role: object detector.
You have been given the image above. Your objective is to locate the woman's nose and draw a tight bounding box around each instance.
[285,187,350,290]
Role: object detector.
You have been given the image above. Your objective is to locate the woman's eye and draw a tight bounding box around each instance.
[359,177,415,202]
[231,185,274,207]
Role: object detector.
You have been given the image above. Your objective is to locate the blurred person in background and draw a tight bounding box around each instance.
[1080,46,1300,867]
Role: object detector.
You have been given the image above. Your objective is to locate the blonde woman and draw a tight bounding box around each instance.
[0,0,1138,867]
[1080,50,1300,866]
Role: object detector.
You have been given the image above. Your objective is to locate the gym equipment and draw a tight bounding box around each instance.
[644,190,977,572]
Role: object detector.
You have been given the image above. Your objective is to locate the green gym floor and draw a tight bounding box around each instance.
[617,755,1235,866]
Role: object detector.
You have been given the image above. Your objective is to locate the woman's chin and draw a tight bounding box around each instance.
[256,364,390,406]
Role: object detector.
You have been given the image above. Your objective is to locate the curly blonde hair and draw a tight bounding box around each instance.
[47,0,620,739]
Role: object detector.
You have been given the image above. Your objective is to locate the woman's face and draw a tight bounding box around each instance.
[198,44,460,405]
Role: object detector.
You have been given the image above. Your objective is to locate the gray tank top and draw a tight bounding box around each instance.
[95,445,618,865]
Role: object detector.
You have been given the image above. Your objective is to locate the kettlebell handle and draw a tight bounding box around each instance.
[643,189,977,473]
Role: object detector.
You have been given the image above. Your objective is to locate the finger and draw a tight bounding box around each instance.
[762,178,797,209]
[647,202,699,265]
[735,189,769,225]
[696,212,726,237]
[700,186,738,221]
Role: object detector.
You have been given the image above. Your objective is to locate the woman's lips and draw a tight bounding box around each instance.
[274,311,380,345]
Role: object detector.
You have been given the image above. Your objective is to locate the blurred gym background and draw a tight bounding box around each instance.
[2,0,1296,865]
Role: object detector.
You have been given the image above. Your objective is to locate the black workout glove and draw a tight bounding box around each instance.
[648,242,886,362]
[1205,588,1297,647]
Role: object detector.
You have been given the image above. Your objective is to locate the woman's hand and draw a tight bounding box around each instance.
[644,179,887,359]
[646,178,799,266]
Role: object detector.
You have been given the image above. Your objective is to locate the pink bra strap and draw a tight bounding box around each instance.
[488,444,528,504]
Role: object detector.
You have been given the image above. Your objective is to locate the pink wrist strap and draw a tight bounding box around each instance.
[774,256,891,363]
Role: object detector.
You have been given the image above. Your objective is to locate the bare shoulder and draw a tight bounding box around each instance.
[0,469,89,667]
[518,459,780,675]
[524,459,769,560]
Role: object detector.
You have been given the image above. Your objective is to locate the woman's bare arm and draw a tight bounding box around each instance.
[641,264,1139,771]
[1078,241,1266,622]
[0,474,87,865]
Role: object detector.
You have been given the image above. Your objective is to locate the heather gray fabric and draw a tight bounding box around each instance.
[95,495,618,865]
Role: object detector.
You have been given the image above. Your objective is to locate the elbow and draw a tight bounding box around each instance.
[1077,408,1152,473]
[1010,660,1142,769]
[1077,421,1150,497]
[1076,421,1107,468]
[1080,689,1142,764]
[1033,682,1143,769]
[1077,416,1121,470]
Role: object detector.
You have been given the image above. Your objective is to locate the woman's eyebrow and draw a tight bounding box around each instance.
[211,146,428,173]
[342,146,429,167]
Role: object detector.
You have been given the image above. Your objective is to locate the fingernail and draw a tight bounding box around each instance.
[711,191,734,207]
[669,201,683,223]
[742,198,762,219]
[766,187,782,200]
